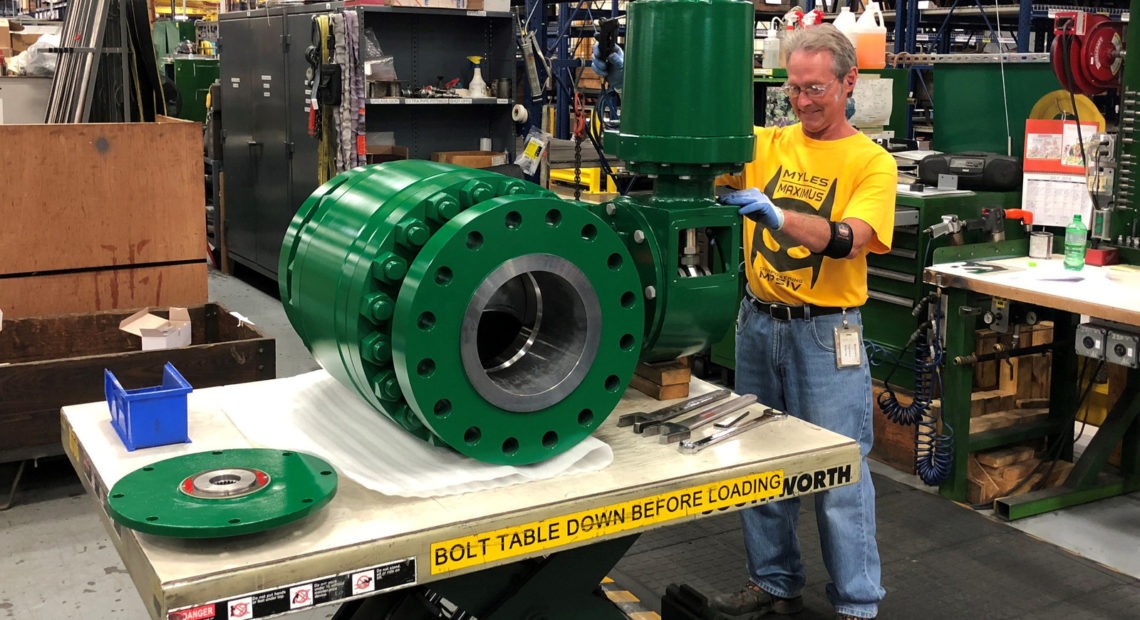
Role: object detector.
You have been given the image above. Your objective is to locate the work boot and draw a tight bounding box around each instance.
[710,582,803,617]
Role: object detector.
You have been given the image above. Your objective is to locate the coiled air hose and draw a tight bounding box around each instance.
[877,292,954,485]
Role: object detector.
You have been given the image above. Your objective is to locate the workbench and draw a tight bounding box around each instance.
[925,253,1140,519]
[62,376,860,620]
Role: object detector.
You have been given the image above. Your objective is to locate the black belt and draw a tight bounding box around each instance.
[745,292,845,321]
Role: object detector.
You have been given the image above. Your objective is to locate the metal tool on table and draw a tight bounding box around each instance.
[678,408,789,454]
[715,410,751,429]
[617,388,731,433]
[656,394,757,443]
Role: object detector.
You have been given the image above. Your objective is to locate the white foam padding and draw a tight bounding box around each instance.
[218,370,613,497]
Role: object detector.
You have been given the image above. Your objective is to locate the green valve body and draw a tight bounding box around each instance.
[600,0,755,361]
[280,160,644,465]
[279,0,755,463]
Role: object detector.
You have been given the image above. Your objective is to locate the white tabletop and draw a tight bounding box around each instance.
[63,377,859,620]
[925,256,1140,326]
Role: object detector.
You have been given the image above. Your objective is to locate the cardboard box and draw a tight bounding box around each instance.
[0,19,11,51]
[119,307,192,350]
[366,144,409,165]
[0,303,274,461]
[11,32,41,53]
[431,150,508,169]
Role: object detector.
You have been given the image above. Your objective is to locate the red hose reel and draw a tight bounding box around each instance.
[1051,12,1125,96]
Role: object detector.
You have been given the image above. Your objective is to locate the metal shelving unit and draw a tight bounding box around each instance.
[218,2,516,279]
[521,0,620,140]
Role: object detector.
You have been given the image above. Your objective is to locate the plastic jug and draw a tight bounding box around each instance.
[762,25,782,69]
[855,2,887,69]
[834,7,859,50]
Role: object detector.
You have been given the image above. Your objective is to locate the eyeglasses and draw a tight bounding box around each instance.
[780,79,837,99]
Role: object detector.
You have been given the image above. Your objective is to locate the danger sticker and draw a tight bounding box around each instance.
[168,605,216,620]
[166,557,415,620]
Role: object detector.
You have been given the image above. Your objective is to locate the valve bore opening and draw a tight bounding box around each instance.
[462,255,601,412]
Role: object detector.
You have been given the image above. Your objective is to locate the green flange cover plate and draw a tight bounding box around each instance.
[106,449,338,538]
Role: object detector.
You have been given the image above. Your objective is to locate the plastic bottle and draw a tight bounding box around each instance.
[467,55,489,98]
[854,2,887,69]
[834,7,859,50]
[1063,214,1088,271]
[762,26,782,69]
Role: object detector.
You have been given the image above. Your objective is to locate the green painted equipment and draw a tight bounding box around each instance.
[280,161,644,465]
[107,449,337,538]
[172,57,219,122]
[600,0,755,361]
[279,0,753,464]
[607,0,755,177]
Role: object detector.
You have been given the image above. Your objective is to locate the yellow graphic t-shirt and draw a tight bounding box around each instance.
[733,124,897,308]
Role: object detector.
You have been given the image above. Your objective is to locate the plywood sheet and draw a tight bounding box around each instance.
[0,121,205,274]
[0,263,207,319]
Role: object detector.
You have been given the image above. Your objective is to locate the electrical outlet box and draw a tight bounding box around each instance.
[1106,330,1140,368]
[1075,323,1107,360]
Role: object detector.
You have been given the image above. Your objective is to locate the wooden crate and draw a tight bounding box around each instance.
[0,303,275,461]
[971,323,1053,397]
[0,119,207,319]
[0,263,207,319]
[966,446,1073,505]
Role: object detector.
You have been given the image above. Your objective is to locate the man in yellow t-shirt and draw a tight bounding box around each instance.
[711,25,896,620]
[595,23,895,620]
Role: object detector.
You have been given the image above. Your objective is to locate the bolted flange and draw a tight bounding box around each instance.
[279,160,645,464]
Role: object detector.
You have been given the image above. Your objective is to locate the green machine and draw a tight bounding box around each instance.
[172,57,219,122]
[153,19,197,58]
[278,0,755,466]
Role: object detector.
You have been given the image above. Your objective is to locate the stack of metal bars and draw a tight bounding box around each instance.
[45,0,131,123]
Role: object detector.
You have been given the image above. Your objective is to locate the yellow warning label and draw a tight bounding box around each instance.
[430,469,784,575]
[523,139,542,159]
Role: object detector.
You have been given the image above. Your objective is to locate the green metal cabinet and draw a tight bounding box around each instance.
[173,57,219,123]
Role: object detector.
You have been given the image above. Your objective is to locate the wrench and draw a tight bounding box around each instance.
[678,408,788,454]
[656,394,758,443]
[616,388,731,433]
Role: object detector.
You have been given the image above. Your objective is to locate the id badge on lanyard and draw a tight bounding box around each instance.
[833,309,862,368]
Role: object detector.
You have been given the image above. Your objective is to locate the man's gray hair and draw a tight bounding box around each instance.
[782,25,858,79]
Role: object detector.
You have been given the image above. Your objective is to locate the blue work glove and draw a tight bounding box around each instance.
[719,188,785,230]
[591,43,625,90]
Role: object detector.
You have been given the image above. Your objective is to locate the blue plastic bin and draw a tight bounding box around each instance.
[105,362,193,451]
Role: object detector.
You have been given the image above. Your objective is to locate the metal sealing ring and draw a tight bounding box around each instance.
[180,468,270,499]
[460,254,602,413]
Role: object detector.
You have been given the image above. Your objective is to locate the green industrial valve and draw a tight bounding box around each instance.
[599,0,755,361]
[279,0,754,464]
[280,161,645,465]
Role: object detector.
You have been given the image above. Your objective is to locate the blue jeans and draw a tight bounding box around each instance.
[734,299,884,619]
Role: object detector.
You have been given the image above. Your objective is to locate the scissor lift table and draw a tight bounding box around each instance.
[62,377,860,620]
